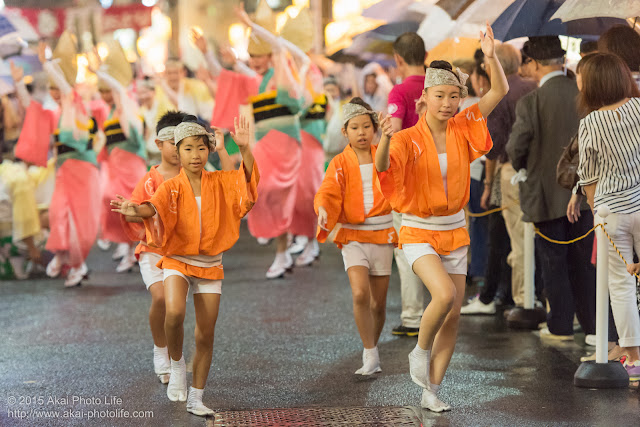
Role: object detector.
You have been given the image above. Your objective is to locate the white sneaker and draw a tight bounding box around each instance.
[460,296,496,315]
[408,348,430,389]
[116,249,136,273]
[167,357,187,401]
[64,263,88,287]
[354,347,382,375]
[585,334,596,347]
[310,239,320,258]
[46,254,62,278]
[288,235,308,255]
[266,252,292,279]
[256,237,270,246]
[421,388,452,412]
[112,243,129,260]
[97,239,112,251]
[153,346,171,384]
[186,387,215,416]
[294,241,317,267]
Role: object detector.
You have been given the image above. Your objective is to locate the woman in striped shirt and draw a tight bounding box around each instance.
[576,52,640,382]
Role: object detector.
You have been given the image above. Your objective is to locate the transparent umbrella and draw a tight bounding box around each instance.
[550,0,640,22]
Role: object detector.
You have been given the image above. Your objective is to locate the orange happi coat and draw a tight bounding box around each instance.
[315,144,397,248]
[377,104,492,255]
[121,165,166,259]
[143,163,259,280]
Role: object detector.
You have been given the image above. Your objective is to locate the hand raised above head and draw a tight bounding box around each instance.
[9,60,24,84]
[379,113,394,139]
[190,27,207,53]
[234,2,252,27]
[230,115,252,149]
[480,21,495,59]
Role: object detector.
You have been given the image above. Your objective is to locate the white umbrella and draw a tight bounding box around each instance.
[550,0,640,22]
[450,0,515,38]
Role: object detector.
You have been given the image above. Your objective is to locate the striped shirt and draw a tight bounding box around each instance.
[577,97,640,213]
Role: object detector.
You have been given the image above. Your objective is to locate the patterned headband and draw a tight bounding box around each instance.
[156,126,176,142]
[424,67,469,98]
[343,103,379,127]
[174,121,216,150]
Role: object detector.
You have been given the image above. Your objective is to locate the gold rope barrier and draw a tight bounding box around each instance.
[533,223,640,281]
[467,201,519,218]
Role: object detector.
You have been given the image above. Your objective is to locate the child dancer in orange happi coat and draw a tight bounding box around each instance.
[118,111,237,386]
[315,97,398,375]
[111,115,258,416]
[376,23,509,412]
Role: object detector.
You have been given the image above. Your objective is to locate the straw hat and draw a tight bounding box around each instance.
[52,31,78,87]
[99,39,133,90]
[280,7,314,53]
[248,0,276,56]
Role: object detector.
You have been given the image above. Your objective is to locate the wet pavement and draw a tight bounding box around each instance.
[1,223,638,426]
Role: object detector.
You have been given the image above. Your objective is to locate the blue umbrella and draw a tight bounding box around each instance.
[492,0,628,41]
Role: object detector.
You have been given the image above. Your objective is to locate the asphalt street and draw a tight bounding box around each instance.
[1,223,639,426]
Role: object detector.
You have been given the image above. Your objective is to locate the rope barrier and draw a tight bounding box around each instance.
[533,223,640,281]
[467,201,519,218]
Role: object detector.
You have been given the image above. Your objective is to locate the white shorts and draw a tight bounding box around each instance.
[341,241,394,276]
[139,252,164,289]
[402,244,468,275]
[163,269,222,294]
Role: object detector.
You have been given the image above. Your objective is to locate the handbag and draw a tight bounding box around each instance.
[556,133,579,190]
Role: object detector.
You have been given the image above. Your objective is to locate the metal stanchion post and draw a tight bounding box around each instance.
[507,222,546,329]
[574,206,628,388]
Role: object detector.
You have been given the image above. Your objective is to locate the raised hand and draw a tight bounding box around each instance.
[220,45,238,66]
[9,60,24,84]
[234,2,252,27]
[37,41,48,64]
[379,113,394,139]
[317,206,329,231]
[231,115,251,149]
[212,126,226,153]
[190,27,207,54]
[195,65,211,83]
[110,195,139,217]
[480,21,495,59]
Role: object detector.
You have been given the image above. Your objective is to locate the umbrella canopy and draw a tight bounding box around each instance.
[0,14,28,59]
[363,0,425,23]
[427,37,480,64]
[550,0,640,22]
[492,0,628,41]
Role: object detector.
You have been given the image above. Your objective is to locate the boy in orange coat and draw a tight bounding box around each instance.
[119,111,237,386]
[111,115,258,416]
[315,98,398,375]
[376,23,509,412]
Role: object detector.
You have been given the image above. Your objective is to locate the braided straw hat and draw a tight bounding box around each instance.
[280,7,314,53]
[52,31,78,87]
[98,39,133,90]
[248,0,277,56]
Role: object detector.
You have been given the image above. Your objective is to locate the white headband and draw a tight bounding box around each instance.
[424,67,469,98]
[157,126,176,142]
[174,121,216,150]
[343,103,379,127]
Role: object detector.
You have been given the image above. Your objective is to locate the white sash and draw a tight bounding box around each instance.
[401,210,466,231]
[169,253,223,268]
[341,213,393,231]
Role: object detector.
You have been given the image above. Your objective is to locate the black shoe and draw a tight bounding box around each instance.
[392,325,419,337]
